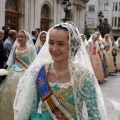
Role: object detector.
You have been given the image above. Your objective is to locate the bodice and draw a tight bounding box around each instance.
[12,49,30,71]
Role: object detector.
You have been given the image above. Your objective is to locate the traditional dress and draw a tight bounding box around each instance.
[80,34,89,53]
[0,31,37,120]
[88,35,104,83]
[35,31,47,54]
[103,34,115,73]
[14,23,107,120]
[115,38,120,71]
[96,33,108,78]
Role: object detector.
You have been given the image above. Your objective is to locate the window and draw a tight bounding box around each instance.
[118,17,120,26]
[5,0,17,11]
[112,17,114,26]
[88,5,95,12]
[119,2,120,11]
[104,3,109,11]
[87,18,94,25]
[114,17,117,26]
[41,4,49,18]
[115,2,118,11]
[113,2,118,11]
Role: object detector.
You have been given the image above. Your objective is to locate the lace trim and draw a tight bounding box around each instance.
[49,81,72,88]
[44,63,73,88]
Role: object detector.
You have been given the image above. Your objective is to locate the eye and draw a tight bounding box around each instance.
[59,42,64,46]
[48,40,54,45]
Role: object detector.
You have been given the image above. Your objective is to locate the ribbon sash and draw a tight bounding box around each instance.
[36,67,73,120]
[13,46,28,69]
[15,57,28,69]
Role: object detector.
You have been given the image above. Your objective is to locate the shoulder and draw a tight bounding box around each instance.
[27,45,35,52]
[73,64,94,83]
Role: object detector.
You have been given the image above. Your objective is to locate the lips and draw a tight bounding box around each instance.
[52,53,61,57]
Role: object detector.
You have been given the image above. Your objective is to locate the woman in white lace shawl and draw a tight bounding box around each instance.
[35,31,47,54]
[88,34,104,83]
[0,30,37,120]
[95,32,108,78]
[103,34,115,73]
[115,38,120,71]
[80,34,89,52]
[14,23,107,120]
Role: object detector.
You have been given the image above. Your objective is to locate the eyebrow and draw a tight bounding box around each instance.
[49,39,66,42]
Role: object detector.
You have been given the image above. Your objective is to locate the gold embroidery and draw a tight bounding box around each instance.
[41,86,76,117]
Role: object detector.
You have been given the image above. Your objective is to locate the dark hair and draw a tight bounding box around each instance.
[35,28,41,33]
[2,25,9,30]
[31,30,37,35]
[53,25,68,32]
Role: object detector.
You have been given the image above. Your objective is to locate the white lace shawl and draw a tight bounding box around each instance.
[6,30,37,67]
[14,23,107,120]
[88,34,100,53]
[35,31,47,52]
[103,34,112,52]
[115,38,120,49]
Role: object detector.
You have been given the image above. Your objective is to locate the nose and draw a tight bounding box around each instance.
[52,44,58,51]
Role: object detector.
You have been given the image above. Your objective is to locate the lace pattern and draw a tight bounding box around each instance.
[14,23,107,120]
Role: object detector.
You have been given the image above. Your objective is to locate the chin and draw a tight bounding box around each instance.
[52,58,61,62]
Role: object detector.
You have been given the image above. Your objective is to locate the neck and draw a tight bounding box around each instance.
[19,43,26,48]
[53,60,68,73]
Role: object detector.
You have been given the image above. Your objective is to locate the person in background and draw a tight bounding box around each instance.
[95,32,108,78]
[3,30,17,58]
[88,34,104,83]
[35,28,41,35]
[80,34,89,52]
[115,38,120,71]
[14,23,107,120]
[0,30,7,69]
[35,31,47,54]
[0,30,37,120]
[2,25,10,42]
[103,34,115,74]
[31,30,38,44]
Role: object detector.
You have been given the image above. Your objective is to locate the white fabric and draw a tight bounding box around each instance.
[14,23,107,120]
[6,30,36,67]
[35,31,47,52]
[103,34,113,53]
[115,38,120,70]
[80,34,89,52]
[88,34,100,53]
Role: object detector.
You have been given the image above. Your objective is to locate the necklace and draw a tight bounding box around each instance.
[18,45,27,51]
[51,63,69,79]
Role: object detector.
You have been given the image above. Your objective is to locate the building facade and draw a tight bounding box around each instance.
[0,0,88,33]
[86,0,120,41]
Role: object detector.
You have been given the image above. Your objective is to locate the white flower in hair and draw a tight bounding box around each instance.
[0,69,8,76]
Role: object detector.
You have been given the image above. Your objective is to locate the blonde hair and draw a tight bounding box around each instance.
[0,30,4,39]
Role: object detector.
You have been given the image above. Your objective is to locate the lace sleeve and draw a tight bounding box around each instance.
[80,78,101,120]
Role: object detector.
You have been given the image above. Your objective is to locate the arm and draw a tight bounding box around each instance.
[29,90,42,120]
[80,78,101,120]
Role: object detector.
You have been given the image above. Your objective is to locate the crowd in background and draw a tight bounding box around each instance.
[0,25,120,84]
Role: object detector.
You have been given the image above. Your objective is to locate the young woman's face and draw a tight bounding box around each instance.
[40,33,46,45]
[49,29,69,63]
[81,35,85,42]
[17,32,26,45]
[105,35,108,40]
